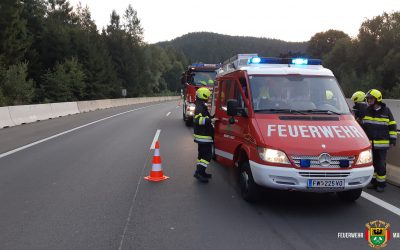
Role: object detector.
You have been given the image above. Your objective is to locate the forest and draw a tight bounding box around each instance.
[0,1,398,107]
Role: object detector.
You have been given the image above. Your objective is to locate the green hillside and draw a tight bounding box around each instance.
[157,32,308,63]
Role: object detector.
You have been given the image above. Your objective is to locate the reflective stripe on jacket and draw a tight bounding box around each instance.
[193,99,214,144]
[362,103,397,149]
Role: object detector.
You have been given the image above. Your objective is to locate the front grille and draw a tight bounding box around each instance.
[291,155,355,168]
[299,172,350,178]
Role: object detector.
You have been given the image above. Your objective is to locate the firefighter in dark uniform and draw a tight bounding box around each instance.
[362,89,397,192]
[351,91,367,124]
[193,87,214,183]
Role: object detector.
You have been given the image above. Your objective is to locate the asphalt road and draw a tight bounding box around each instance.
[0,100,399,250]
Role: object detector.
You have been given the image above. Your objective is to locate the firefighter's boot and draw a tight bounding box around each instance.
[203,171,212,178]
[194,166,209,183]
[376,181,385,193]
[376,186,385,193]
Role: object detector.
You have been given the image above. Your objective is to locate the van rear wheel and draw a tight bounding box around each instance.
[185,117,193,126]
[238,161,260,202]
[337,188,362,202]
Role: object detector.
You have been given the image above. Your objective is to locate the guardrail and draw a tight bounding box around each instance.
[0,96,179,129]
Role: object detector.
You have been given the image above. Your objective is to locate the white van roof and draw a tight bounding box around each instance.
[217,54,334,77]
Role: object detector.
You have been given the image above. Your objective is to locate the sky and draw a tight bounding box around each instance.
[69,0,400,44]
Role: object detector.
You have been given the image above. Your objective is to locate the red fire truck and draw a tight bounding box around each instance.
[211,54,373,202]
[181,63,219,126]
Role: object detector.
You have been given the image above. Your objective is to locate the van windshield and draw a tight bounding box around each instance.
[190,71,216,86]
[249,75,350,114]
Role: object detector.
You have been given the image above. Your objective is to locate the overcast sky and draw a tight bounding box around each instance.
[69,0,400,44]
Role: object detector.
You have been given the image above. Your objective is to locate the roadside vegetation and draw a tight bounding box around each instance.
[0,1,398,106]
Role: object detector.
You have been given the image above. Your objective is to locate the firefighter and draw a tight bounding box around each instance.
[326,90,333,100]
[193,87,214,183]
[362,89,397,192]
[351,91,367,124]
[256,85,270,109]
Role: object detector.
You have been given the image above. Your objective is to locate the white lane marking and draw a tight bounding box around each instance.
[150,129,161,149]
[118,148,152,250]
[119,126,165,249]
[0,104,157,160]
[362,191,400,216]
[166,112,171,117]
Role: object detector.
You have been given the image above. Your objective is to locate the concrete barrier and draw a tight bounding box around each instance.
[77,100,100,113]
[0,107,14,128]
[1,96,179,129]
[387,132,400,186]
[96,99,113,109]
[385,99,400,125]
[8,105,37,125]
[388,164,400,187]
[51,102,79,117]
[30,104,55,121]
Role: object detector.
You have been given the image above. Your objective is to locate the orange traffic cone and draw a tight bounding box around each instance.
[144,141,169,182]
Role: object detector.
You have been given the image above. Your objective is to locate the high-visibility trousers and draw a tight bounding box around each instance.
[372,149,387,187]
[197,143,212,169]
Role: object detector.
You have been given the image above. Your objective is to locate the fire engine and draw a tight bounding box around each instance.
[211,54,373,202]
[181,63,220,126]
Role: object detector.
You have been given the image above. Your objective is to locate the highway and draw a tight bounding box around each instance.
[0,100,399,250]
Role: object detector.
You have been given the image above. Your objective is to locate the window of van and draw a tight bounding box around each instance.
[220,80,243,112]
[190,71,216,86]
[249,75,350,114]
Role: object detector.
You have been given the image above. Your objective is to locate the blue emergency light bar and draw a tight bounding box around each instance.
[248,57,322,66]
[191,63,205,67]
[190,63,221,68]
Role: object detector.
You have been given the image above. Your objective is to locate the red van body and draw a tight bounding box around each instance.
[211,54,373,201]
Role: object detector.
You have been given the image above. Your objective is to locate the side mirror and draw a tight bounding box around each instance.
[227,99,238,117]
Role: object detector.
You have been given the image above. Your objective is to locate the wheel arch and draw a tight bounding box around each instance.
[234,144,251,168]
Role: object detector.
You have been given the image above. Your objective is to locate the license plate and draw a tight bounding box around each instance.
[307,179,345,189]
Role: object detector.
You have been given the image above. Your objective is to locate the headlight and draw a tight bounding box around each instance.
[257,147,290,164]
[187,104,195,111]
[356,149,372,165]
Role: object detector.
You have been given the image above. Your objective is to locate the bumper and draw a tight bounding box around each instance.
[249,160,373,192]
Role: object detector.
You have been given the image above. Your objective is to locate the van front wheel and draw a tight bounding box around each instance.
[238,161,260,202]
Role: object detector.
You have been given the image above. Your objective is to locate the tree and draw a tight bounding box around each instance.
[307,29,350,58]
[0,62,35,105]
[0,88,6,107]
[0,0,31,66]
[20,0,47,88]
[41,57,86,102]
[84,36,121,99]
[356,11,400,93]
[75,3,97,32]
[106,10,121,34]
[123,4,143,44]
